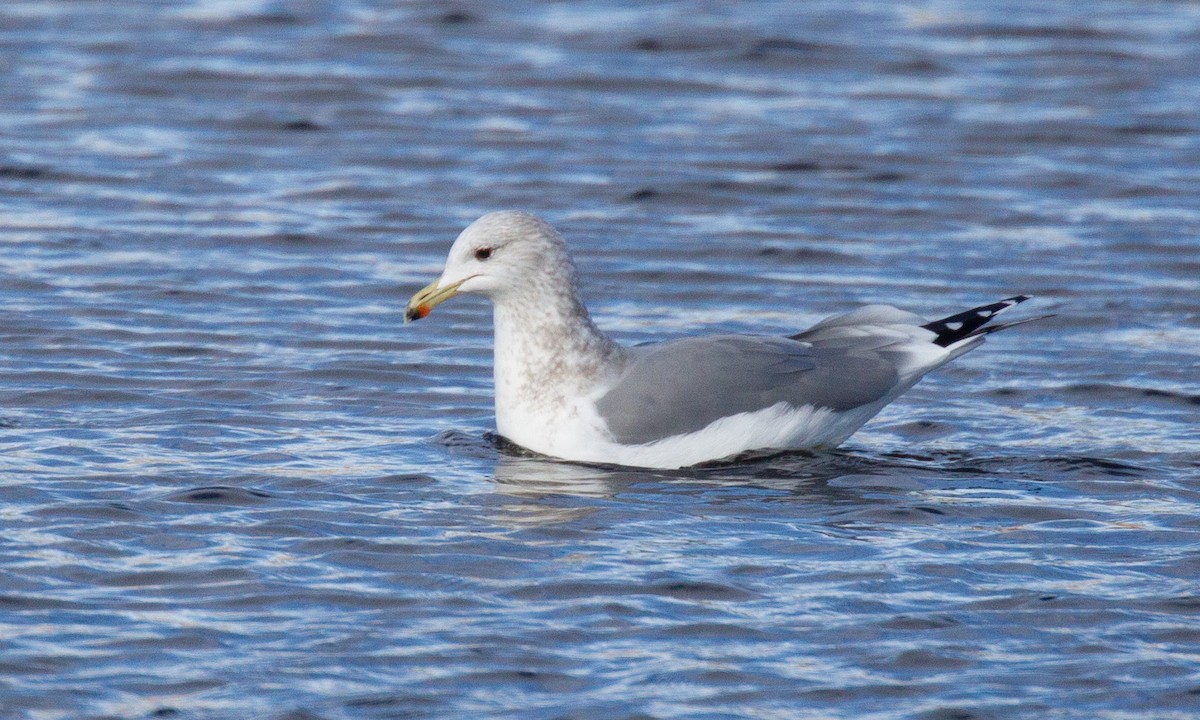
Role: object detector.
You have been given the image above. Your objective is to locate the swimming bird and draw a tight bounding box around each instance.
[406,210,1038,469]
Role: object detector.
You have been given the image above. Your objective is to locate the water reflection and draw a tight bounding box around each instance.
[489,443,932,498]
[492,453,661,498]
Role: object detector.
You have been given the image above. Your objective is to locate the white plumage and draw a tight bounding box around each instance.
[406,211,1036,469]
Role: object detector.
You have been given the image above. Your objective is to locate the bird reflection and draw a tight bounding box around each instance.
[489,435,928,499]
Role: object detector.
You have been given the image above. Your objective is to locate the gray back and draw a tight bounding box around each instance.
[594,334,899,445]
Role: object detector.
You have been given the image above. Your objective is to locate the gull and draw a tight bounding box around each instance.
[406,211,1039,469]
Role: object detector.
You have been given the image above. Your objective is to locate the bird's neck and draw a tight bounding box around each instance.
[491,288,623,444]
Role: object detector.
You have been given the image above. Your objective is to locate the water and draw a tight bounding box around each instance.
[1,0,1198,718]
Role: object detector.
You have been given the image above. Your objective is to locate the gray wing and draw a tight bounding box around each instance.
[594,333,901,445]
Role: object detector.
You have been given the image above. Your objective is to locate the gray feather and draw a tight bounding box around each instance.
[594,334,899,445]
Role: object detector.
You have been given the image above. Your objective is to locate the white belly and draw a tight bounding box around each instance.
[500,399,887,470]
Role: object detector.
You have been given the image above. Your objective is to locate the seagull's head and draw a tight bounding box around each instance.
[405,211,573,322]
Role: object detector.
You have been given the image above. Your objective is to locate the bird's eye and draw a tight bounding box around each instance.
[474,247,493,261]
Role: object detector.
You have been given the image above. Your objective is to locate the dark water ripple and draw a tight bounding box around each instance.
[2,1,1199,718]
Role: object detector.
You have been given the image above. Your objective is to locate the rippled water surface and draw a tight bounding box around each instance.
[2,1,1199,718]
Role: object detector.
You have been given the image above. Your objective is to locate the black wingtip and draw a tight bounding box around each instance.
[922,295,1032,347]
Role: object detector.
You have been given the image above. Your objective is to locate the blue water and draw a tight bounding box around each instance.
[1,1,1198,718]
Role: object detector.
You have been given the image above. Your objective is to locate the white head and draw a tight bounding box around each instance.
[405,211,577,322]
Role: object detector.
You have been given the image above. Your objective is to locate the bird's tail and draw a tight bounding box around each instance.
[922,295,1049,348]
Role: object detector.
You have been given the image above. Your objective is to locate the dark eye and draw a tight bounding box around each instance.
[474,247,493,261]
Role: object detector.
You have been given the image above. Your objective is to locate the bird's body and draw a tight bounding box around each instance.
[407,211,1037,469]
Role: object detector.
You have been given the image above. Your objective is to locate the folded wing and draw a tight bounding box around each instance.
[594,332,903,445]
